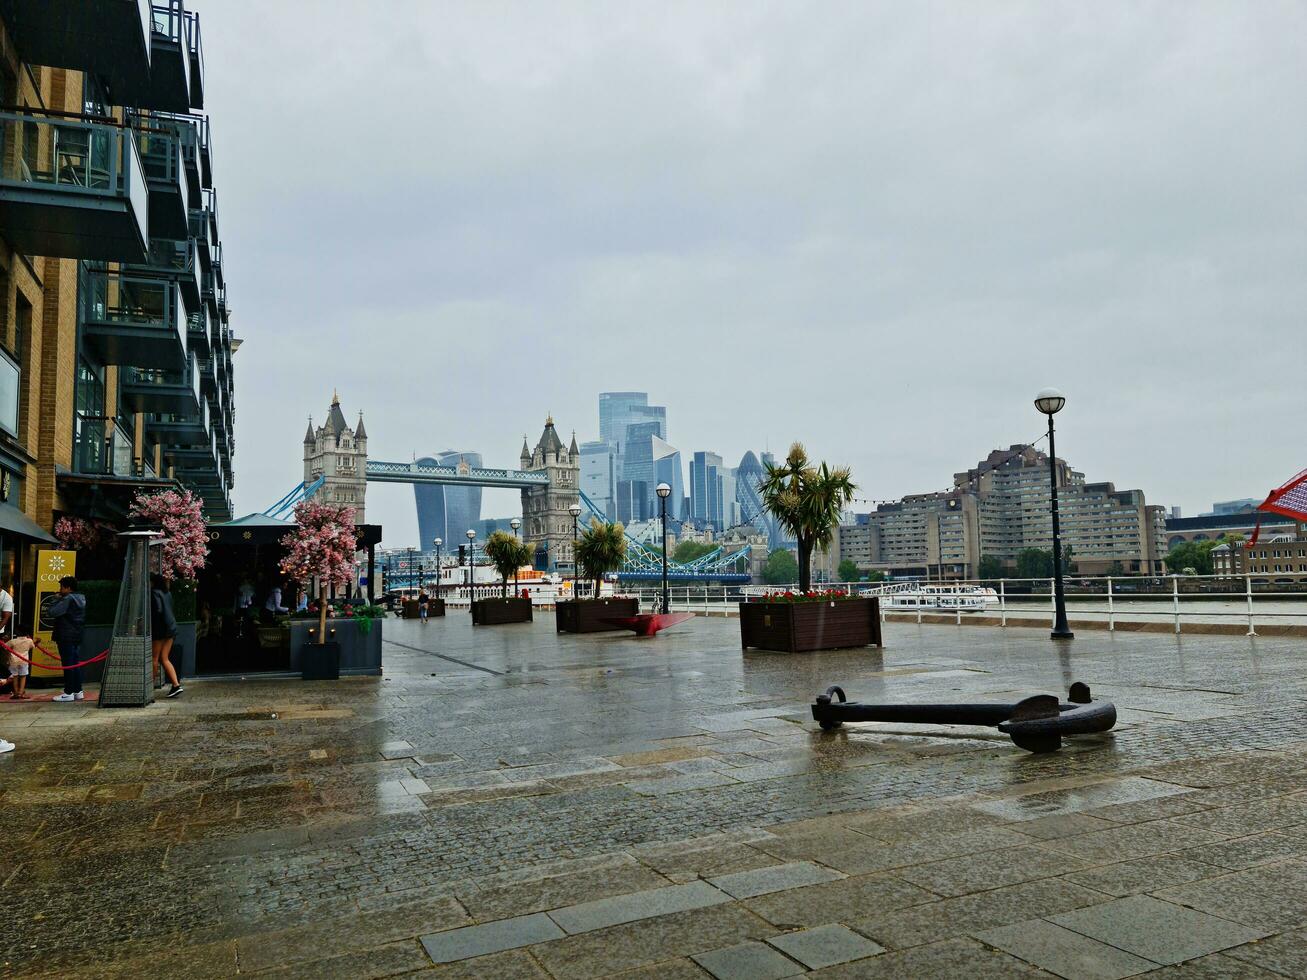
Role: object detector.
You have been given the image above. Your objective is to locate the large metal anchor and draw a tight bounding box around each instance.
[811,681,1117,753]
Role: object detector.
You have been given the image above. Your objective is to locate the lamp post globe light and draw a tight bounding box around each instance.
[510,518,521,596]
[1035,388,1074,640]
[433,538,442,597]
[568,503,582,596]
[656,482,672,614]
[466,529,476,599]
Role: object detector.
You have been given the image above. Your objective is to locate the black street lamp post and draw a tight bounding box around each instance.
[656,482,672,614]
[433,537,442,598]
[569,502,582,598]
[406,547,414,595]
[510,518,521,596]
[1036,388,1074,640]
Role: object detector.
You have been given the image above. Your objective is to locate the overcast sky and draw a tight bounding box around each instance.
[206,1,1305,545]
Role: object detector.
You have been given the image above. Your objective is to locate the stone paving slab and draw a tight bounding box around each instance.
[420,912,564,963]
[691,940,803,979]
[1048,895,1270,965]
[708,860,843,898]
[977,918,1159,979]
[766,922,886,969]
[547,880,730,934]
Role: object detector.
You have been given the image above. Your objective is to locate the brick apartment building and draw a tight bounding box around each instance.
[0,1,236,603]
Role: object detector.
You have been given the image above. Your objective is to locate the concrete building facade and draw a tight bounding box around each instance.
[840,445,1166,579]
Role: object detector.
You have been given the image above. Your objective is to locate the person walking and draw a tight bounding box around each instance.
[48,576,86,703]
[151,575,183,698]
[418,590,430,623]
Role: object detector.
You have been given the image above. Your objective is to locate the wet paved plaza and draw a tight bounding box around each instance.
[7,614,1307,977]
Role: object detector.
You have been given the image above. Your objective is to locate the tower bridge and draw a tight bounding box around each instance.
[276,397,752,583]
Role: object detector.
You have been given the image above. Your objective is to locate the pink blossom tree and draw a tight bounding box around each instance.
[279,500,358,644]
[129,488,208,581]
[54,516,105,552]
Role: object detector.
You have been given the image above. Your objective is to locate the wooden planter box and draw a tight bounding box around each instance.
[471,597,533,625]
[428,598,446,618]
[556,597,640,633]
[288,618,384,676]
[402,599,421,619]
[739,597,882,652]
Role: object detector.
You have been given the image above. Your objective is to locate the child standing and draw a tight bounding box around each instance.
[2,629,33,700]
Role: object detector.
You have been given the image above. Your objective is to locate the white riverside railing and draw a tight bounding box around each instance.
[615,574,1307,636]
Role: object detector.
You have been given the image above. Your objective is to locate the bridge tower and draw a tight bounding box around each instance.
[304,392,368,521]
[521,416,580,571]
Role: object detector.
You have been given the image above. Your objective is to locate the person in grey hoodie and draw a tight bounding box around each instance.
[49,576,86,702]
[151,574,182,698]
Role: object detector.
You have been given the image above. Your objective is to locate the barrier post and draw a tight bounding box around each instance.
[1246,574,1257,636]
[1172,576,1181,634]
[1050,577,1056,628]
[1107,577,1115,632]
[1000,579,1007,627]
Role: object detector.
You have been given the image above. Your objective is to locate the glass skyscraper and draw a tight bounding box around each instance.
[690,451,724,529]
[414,450,483,551]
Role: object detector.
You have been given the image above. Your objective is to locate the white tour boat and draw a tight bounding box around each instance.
[859,583,999,613]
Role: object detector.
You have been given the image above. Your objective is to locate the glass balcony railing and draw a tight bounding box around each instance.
[147,386,209,447]
[121,350,200,414]
[186,10,205,109]
[150,113,207,203]
[188,206,211,270]
[149,0,194,112]
[81,271,186,371]
[73,413,140,478]
[0,110,148,261]
[187,306,209,359]
[128,236,200,312]
[135,122,192,239]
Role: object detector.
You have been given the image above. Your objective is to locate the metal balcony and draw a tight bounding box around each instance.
[73,413,141,478]
[147,1,193,113]
[120,350,199,414]
[187,305,209,360]
[128,236,200,312]
[188,205,210,271]
[212,239,224,291]
[185,11,205,109]
[147,396,208,447]
[0,1,152,97]
[0,111,148,261]
[81,271,186,371]
[135,120,191,239]
[147,115,201,204]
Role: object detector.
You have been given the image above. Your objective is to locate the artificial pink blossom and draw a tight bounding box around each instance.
[279,500,357,591]
[130,488,208,582]
[54,516,105,551]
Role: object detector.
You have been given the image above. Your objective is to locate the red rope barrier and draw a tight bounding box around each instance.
[1,637,109,670]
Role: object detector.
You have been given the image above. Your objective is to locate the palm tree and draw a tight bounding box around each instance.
[483,531,534,598]
[758,442,856,593]
[573,520,627,598]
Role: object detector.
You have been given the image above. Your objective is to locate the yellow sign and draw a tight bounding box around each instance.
[31,549,76,679]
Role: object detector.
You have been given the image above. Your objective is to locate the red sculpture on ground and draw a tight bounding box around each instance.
[599,613,695,637]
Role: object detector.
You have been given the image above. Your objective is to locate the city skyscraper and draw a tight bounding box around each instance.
[580,440,617,520]
[413,450,483,551]
[690,451,724,529]
[599,392,667,449]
